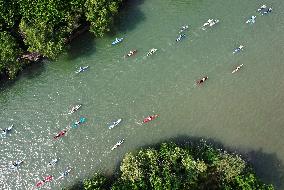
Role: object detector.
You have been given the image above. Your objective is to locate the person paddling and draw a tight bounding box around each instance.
[54,130,67,139]
[197,76,208,85]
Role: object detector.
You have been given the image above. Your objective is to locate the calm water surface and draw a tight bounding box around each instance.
[1,0,284,189]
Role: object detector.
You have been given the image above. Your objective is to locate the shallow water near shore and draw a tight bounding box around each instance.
[1,0,284,189]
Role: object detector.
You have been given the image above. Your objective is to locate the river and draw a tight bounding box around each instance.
[1,0,284,189]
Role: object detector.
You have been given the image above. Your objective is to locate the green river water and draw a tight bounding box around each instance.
[1,0,284,189]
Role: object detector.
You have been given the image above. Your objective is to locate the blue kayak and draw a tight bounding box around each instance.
[112,38,123,45]
[71,117,86,128]
[176,34,186,42]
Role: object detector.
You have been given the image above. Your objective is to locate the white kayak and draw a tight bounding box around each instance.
[108,118,122,129]
[246,16,256,24]
[111,139,125,151]
[1,125,13,137]
[57,168,72,180]
[75,66,89,74]
[10,160,23,170]
[146,48,158,56]
[179,25,189,33]
[202,19,219,30]
[232,64,244,74]
[47,158,58,167]
[68,104,82,114]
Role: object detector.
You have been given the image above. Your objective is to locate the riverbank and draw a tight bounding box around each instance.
[0,0,124,80]
[63,141,274,190]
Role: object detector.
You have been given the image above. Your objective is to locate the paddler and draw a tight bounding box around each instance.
[197,76,208,84]
[54,130,67,139]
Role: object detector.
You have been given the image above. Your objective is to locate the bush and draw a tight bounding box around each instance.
[66,142,274,190]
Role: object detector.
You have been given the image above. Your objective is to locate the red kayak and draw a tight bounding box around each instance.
[54,130,67,139]
[196,76,208,85]
[35,175,53,188]
[143,114,159,123]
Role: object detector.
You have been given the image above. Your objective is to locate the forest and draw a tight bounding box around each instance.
[64,142,274,190]
[0,0,123,79]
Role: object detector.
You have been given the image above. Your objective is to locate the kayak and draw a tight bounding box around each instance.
[75,66,89,74]
[176,34,186,42]
[108,118,122,129]
[261,8,272,15]
[179,25,189,33]
[47,158,58,167]
[111,139,125,151]
[71,117,86,128]
[68,104,82,114]
[257,5,272,15]
[143,114,159,123]
[126,50,137,57]
[54,130,67,139]
[232,64,244,74]
[196,76,208,85]
[233,45,244,54]
[112,37,123,45]
[257,5,267,12]
[146,48,158,56]
[35,175,53,188]
[10,160,23,170]
[57,168,72,180]
[202,19,219,30]
[1,125,13,137]
[246,16,256,24]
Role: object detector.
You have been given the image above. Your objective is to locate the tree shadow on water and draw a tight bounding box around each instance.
[111,0,146,35]
[246,149,284,189]
[0,61,46,90]
[67,31,96,61]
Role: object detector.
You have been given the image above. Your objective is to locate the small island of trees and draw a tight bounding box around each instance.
[0,0,123,79]
[64,141,274,190]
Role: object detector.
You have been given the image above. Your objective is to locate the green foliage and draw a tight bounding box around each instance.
[0,0,123,79]
[213,152,246,182]
[73,142,274,190]
[84,0,122,37]
[84,173,108,190]
[0,31,22,78]
[120,153,143,182]
[19,19,65,59]
[0,0,20,30]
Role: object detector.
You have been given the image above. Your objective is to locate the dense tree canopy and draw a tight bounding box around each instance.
[64,142,274,190]
[0,31,22,77]
[0,0,123,79]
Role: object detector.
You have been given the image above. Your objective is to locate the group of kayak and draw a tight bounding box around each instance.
[175,25,189,42]
[110,114,159,151]
[7,157,71,188]
[34,168,72,189]
[53,102,159,152]
[54,105,85,140]
[34,159,71,188]
[196,4,273,85]
[246,4,273,24]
